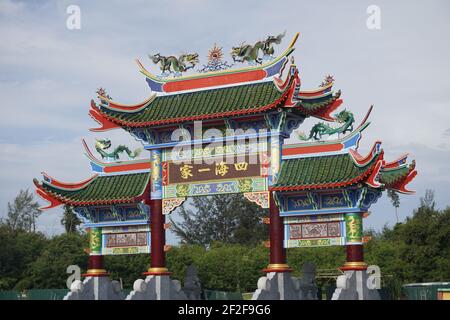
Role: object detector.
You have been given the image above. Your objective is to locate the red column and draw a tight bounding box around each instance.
[144,198,170,275]
[340,244,367,271]
[264,191,292,273]
[83,227,108,277]
[84,255,109,277]
[340,212,368,271]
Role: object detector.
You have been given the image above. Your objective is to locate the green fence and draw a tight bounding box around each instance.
[0,289,69,300]
[0,289,243,300]
[403,282,450,300]
[203,289,243,300]
[0,291,20,300]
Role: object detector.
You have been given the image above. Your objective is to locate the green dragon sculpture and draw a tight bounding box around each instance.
[230,31,285,64]
[95,139,142,160]
[149,53,199,75]
[298,110,355,141]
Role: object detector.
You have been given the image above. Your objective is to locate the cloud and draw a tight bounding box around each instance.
[1,0,450,239]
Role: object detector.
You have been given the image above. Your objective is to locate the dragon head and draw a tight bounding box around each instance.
[95,139,111,150]
[180,53,199,66]
[334,109,353,123]
[149,53,162,64]
[230,43,245,61]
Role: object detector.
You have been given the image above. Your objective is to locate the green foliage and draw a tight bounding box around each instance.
[0,189,449,299]
[5,189,41,232]
[387,190,401,222]
[0,225,48,290]
[104,254,149,289]
[166,243,268,292]
[60,205,81,233]
[170,194,267,246]
[21,233,88,290]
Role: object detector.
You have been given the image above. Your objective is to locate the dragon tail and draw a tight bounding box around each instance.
[297,131,313,141]
[125,147,142,159]
[132,148,142,159]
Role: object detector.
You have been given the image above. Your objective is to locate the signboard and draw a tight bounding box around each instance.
[284,214,346,248]
[162,152,269,198]
[101,225,150,255]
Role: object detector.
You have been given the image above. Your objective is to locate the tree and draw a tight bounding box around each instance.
[23,233,88,289]
[6,189,41,232]
[387,190,400,223]
[170,194,267,246]
[419,189,435,211]
[60,205,81,233]
[0,224,48,290]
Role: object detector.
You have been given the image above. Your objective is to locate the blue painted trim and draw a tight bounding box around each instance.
[280,207,363,217]
[90,161,104,173]
[146,77,163,92]
[342,132,361,149]
[264,57,286,77]
[83,220,149,228]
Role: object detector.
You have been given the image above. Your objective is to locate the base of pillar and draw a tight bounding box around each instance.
[82,269,110,277]
[143,267,172,276]
[64,276,125,300]
[339,261,368,271]
[263,263,293,273]
[253,263,318,300]
[332,268,381,300]
[126,275,187,300]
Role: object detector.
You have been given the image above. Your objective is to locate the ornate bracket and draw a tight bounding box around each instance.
[162,197,186,215]
[244,191,269,209]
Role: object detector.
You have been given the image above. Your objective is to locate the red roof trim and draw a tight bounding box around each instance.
[33,179,63,210]
[41,171,98,190]
[390,169,417,194]
[89,101,121,132]
[313,98,343,121]
[384,153,409,169]
[349,141,382,166]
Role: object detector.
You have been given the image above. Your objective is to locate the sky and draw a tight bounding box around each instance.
[0,0,449,244]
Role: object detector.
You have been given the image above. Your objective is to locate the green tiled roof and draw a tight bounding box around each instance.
[101,80,288,125]
[298,91,341,114]
[380,166,410,185]
[272,153,378,190]
[41,172,150,205]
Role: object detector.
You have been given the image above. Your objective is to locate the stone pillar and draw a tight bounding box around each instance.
[264,191,292,272]
[84,227,108,277]
[341,212,367,271]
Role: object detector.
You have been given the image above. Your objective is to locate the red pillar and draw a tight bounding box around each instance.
[144,198,170,275]
[340,244,367,271]
[83,227,108,277]
[340,212,368,271]
[264,191,292,273]
[84,255,109,277]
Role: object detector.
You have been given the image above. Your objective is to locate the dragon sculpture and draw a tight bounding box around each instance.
[298,110,355,141]
[149,53,199,75]
[230,31,285,64]
[95,139,142,160]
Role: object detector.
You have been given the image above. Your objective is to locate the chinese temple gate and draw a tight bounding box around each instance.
[33,32,417,300]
